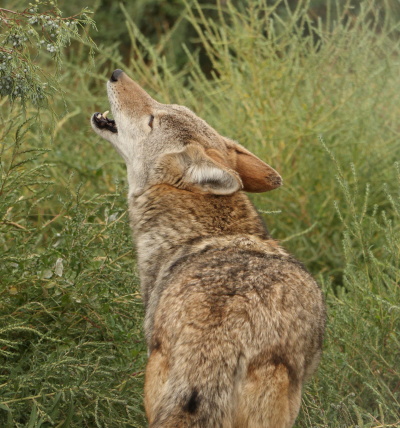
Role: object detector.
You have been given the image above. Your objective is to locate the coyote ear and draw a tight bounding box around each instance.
[157,145,242,195]
[228,144,282,193]
[184,146,242,195]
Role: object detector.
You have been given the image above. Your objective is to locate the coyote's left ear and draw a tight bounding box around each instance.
[226,143,282,193]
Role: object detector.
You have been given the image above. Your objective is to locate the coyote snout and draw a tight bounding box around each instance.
[91,69,325,428]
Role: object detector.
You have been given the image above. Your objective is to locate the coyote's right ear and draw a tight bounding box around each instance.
[156,145,242,195]
[227,144,282,193]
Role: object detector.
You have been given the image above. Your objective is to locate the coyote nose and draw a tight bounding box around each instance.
[110,69,123,82]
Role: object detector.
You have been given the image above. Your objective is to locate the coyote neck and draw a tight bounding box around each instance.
[130,183,269,246]
[129,184,270,311]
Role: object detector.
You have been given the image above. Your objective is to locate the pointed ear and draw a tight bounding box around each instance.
[227,143,282,192]
[157,145,242,195]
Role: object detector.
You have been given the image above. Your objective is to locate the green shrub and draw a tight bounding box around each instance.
[1,115,147,427]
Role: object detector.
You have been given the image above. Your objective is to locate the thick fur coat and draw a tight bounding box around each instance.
[91,69,326,428]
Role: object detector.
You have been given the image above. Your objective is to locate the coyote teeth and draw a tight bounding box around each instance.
[96,113,102,119]
[102,110,109,118]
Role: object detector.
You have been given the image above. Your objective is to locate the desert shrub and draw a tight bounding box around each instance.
[0,0,95,107]
[297,152,400,426]
[1,2,146,427]
[1,113,147,427]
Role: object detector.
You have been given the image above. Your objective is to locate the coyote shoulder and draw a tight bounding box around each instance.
[91,69,326,428]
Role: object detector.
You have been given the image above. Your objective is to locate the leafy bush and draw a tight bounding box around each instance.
[0,1,95,106]
[0,0,399,426]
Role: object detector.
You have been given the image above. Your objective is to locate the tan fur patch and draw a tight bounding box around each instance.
[144,349,169,424]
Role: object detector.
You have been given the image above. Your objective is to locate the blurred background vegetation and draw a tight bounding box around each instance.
[1,0,399,426]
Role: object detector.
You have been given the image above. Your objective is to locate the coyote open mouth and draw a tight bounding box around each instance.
[92,111,117,133]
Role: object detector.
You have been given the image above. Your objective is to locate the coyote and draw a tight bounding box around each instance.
[91,69,326,428]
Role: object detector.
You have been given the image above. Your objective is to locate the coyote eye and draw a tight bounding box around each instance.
[148,115,155,129]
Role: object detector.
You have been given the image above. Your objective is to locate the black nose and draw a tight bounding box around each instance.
[110,69,123,82]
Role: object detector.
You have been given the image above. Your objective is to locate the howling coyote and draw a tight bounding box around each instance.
[91,69,325,428]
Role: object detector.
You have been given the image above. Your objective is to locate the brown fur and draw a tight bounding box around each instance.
[91,70,326,427]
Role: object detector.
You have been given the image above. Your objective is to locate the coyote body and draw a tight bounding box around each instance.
[91,69,325,428]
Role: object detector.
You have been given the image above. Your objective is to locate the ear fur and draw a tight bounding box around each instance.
[227,143,282,193]
[156,145,242,195]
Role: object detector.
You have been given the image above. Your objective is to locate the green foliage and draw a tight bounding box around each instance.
[0,0,399,426]
[298,145,400,427]
[1,113,146,427]
[0,0,95,106]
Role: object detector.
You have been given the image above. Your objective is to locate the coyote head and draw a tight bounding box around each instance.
[91,69,282,197]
